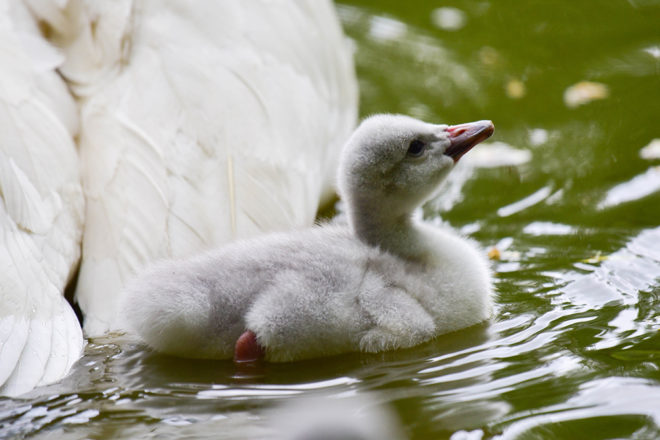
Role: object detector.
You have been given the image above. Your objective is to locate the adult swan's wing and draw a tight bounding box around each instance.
[48,0,358,335]
[0,0,84,396]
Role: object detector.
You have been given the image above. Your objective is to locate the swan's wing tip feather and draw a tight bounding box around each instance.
[0,296,83,397]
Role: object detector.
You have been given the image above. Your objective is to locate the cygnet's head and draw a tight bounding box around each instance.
[338,114,494,220]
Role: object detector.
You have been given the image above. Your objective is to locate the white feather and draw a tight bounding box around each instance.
[0,0,83,397]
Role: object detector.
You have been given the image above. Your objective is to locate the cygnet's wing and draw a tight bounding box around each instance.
[47,0,357,335]
[0,1,84,396]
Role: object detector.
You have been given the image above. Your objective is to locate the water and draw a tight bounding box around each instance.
[2,1,660,438]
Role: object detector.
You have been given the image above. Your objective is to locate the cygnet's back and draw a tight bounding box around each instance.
[123,114,495,361]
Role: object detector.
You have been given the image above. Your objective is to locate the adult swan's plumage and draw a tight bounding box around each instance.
[0,0,357,395]
[0,0,84,396]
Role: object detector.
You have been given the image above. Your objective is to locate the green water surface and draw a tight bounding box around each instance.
[2,1,660,439]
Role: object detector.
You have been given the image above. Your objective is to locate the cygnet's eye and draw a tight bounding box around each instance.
[407,139,426,158]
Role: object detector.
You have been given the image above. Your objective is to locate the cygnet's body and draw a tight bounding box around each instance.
[123,115,494,362]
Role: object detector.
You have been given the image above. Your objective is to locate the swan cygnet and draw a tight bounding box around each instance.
[122,115,495,362]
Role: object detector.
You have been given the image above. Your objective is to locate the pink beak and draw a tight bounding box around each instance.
[445,120,494,162]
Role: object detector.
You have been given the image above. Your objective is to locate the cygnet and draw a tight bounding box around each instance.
[122,115,495,362]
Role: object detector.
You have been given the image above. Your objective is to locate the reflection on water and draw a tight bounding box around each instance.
[598,167,660,209]
[2,1,660,439]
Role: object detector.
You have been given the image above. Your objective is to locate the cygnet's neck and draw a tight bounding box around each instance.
[348,201,429,261]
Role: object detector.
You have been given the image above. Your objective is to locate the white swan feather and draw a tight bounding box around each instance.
[0,0,83,397]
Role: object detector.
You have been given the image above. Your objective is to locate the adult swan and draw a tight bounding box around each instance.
[0,0,357,396]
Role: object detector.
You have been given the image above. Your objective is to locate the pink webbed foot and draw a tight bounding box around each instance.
[234,330,265,363]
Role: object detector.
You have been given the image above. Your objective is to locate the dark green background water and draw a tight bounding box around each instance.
[2,1,660,439]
